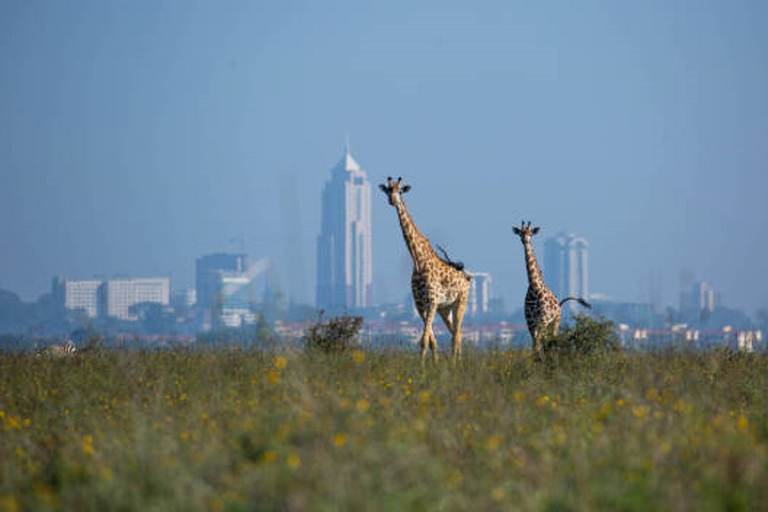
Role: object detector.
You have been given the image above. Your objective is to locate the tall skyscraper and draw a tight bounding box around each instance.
[469,272,492,317]
[316,144,373,311]
[544,232,589,303]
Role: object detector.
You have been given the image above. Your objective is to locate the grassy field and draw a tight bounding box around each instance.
[1,346,767,511]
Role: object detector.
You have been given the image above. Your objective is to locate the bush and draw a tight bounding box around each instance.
[304,312,364,353]
[545,314,620,356]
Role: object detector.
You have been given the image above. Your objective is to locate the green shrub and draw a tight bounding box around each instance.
[545,313,620,356]
[304,312,364,353]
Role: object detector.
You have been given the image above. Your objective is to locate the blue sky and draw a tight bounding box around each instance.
[2,1,767,314]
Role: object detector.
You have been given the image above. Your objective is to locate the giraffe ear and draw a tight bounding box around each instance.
[532,227,540,235]
[402,185,411,193]
[512,227,521,235]
[379,184,388,193]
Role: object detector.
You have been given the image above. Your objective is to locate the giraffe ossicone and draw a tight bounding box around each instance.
[379,176,472,363]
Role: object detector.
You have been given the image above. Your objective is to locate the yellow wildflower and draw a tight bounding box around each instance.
[0,494,19,512]
[210,498,224,512]
[333,433,348,448]
[485,434,503,451]
[82,435,94,455]
[260,450,278,465]
[286,453,301,469]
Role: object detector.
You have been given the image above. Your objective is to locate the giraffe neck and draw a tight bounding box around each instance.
[523,241,545,292]
[394,201,434,269]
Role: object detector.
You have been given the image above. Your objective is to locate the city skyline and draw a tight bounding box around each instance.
[2,2,767,315]
[3,138,764,319]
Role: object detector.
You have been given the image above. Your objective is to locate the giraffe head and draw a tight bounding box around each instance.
[512,220,540,245]
[378,176,411,207]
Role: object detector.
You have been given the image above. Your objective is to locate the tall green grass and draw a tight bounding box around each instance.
[1,347,766,511]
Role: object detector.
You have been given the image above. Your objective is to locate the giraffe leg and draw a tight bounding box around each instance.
[414,301,429,362]
[419,331,428,362]
[533,337,543,361]
[530,325,543,362]
[429,330,439,363]
[540,312,562,358]
[421,304,438,364]
[451,296,468,362]
[552,311,562,336]
[439,307,459,363]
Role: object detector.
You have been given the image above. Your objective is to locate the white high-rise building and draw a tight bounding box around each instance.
[52,277,101,318]
[53,276,170,320]
[100,278,170,321]
[316,144,373,311]
[544,232,589,303]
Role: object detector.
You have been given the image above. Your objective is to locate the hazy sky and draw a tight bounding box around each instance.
[2,1,767,315]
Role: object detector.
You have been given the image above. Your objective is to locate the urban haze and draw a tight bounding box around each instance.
[2,2,767,336]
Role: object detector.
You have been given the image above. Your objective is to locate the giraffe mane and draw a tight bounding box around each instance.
[435,244,465,271]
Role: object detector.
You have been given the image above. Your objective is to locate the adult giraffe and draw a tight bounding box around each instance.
[379,177,472,363]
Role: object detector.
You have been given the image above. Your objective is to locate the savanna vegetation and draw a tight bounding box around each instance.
[1,318,767,511]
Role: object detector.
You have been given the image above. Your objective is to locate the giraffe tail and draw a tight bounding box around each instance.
[559,297,591,309]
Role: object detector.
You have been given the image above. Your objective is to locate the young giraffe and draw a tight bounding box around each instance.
[379,177,472,363]
[512,221,590,359]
